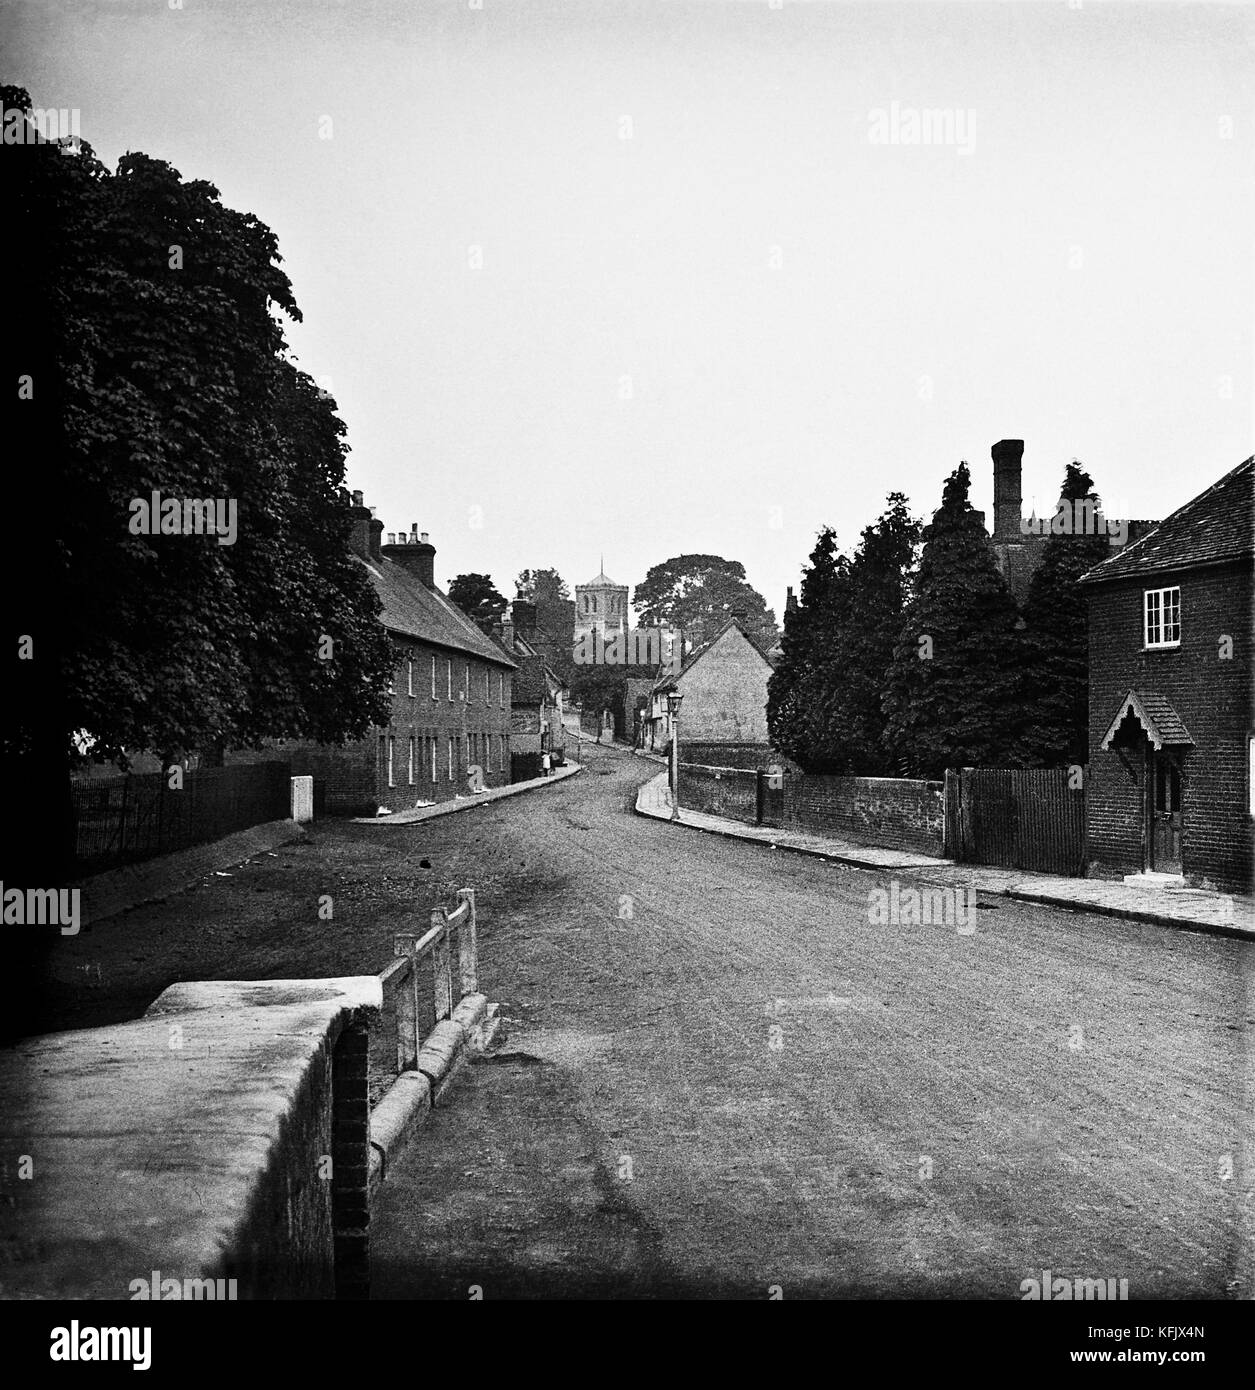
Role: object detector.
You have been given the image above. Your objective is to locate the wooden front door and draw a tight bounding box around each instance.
[1148,750,1183,874]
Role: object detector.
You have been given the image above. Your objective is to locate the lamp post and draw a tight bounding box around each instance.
[667,689,684,821]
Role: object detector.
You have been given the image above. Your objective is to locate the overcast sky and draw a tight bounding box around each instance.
[7,0,1253,619]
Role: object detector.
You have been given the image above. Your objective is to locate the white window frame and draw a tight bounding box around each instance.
[1249,735,1255,817]
[1144,586,1181,649]
[386,736,395,788]
[431,654,437,700]
[447,658,453,700]
[464,661,470,700]
[430,735,437,784]
[447,737,454,781]
[408,736,415,785]
[485,668,491,704]
[498,671,504,707]
[407,656,413,697]
[499,733,505,772]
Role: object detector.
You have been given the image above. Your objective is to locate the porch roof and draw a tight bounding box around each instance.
[1099,689,1195,752]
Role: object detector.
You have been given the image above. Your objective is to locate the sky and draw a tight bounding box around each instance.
[6,0,1253,623]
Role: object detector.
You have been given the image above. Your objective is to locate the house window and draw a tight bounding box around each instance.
[499,734,506,772]
[386,736,395,788]
[447,658,453,700]
[1144,587,1181,648]
[447,737,454,781]
[431,735,437,784]
[408,736,415,785]
[431,655,437,699]
[1249,735,1255,817]
[464,662,470,700]
[407,656,413,697]
[485,668,491,704]
[498,672,504,707]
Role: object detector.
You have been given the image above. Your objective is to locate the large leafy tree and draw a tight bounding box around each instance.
[515,567,570,604]
[1018,462,1112,765]
[2,89,394,861]
[448,573,508,636]
[881,462,1028,777]
[633,554,778,651]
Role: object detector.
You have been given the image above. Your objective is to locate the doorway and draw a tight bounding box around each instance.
[1147,749,1183,874]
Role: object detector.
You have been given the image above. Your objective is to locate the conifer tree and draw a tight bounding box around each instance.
[882,462,1027,777]
[1018,462,1112,765]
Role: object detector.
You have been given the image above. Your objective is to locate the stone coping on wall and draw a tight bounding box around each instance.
[0,975,381,1300]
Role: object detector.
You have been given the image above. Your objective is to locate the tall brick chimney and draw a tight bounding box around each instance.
[512,599,537,639]
[992,439,1025,542]
[347,490,383,562]
[380,522,436,587]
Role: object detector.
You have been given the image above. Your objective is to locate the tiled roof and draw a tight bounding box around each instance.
[1080,457,1254,584]
[1100,689,1194,751]
[361,557,516,667]
[582,571,622,588]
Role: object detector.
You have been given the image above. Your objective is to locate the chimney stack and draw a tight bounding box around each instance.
[512,599,537,638]
[380,523,436,587]
[785,586,797,613]
[992,439,1025,542]
[347,493,376,561]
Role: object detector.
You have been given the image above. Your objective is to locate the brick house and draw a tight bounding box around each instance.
[288,498,516,815]
[497,601,567,773]
[645,615,773,755]
[1078,457,1254,892]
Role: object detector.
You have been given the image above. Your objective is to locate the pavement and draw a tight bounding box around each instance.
[635,770,1255,941]
[370,741,1255,1299]
[351,761,581,824]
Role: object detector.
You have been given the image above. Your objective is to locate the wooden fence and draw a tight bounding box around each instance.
[70,761,292,872]
[377,889,478,1084]
[944,767,1085,876]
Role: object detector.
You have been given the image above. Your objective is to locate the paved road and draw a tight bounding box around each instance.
[372,742,1254,1299]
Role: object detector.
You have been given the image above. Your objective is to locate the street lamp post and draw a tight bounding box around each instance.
[667,689,684,821]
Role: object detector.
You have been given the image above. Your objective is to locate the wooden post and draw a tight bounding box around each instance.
[393,933,419,1072]
[432,908,453,1022]
[457,888,477,996]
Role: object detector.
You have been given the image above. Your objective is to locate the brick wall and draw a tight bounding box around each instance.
[286,639,513,814]
[679,763,944,856]
[1086,561,1254,892]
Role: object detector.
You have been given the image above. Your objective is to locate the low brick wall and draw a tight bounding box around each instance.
[679,764,759,821]
[680,762,945,857]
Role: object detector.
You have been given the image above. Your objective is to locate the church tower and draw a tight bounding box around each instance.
[574,561,629,643]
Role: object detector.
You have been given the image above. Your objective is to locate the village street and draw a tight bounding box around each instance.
[34,740,1252,1301]
[370,742,1253,1299]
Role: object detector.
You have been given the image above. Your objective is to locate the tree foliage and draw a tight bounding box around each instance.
[515,567,570,603]
[1018,462,1112,765]
[881,462,1027,777]
[768,496,920,774]
[448,573,508,636]
[3,88,395,785]
[633,554,778,650]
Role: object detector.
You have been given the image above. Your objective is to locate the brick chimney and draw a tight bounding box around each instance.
[347,490,383,562]
[992,439,1025,542]
[785,586,797,613]
[512,599,537,639]
[380,523,436,587]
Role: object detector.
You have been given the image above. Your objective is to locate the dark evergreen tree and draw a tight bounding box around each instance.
[881,462,1027,777]
[767,527,851,770]
[1018,462,1111,765]
[820,494,922,774]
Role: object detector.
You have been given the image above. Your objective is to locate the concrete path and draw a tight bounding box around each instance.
[370,742,1254,1299]
[636,772,1255,940]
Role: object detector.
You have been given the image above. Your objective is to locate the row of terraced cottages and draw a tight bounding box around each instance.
[286,496,516,815]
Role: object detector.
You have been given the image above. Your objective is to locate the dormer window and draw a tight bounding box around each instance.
[1144,587,1181,649]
